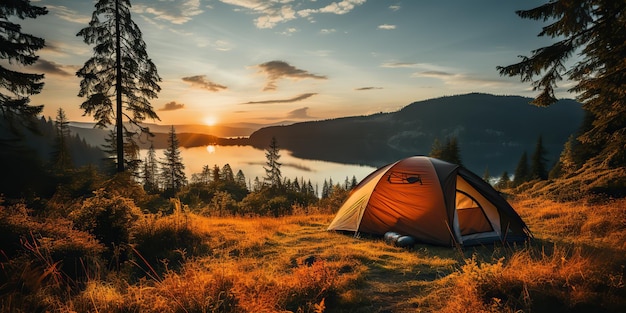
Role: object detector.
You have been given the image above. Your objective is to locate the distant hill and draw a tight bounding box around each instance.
[62,93,584,176]
[69,122,255,148]
[246,93,584,175]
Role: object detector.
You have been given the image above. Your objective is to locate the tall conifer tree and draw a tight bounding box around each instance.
[51,108,73,172]
[498,0,626,168]
[77,0,161,173]
[142,144,158,192]
[160,125,186,192]
[0,1,47,130]
[263,136,282,188]
[530,135,549,180]
[513,151,529,186]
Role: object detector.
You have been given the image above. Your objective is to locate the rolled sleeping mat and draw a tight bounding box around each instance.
[395,235,416,247]
[384,232,402,244]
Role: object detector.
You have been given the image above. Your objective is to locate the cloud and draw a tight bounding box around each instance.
[278,27,299,36]
[243,93,318,104]
[219,0,366,29]
[33,59,72,76]
[320,28,336,34]
[256,61,327,91]
[389,5,401,11]
[287,107,313,119]
[182,75,228,92]
[381,62,418,68]
[159,101,185,111]
[412,70,510,87]
[415,71,455,78]
[133,0,203,25]
[355,87,383,91]
[47,5,91,24]
[318,0,367,15]
[378,24,396,30]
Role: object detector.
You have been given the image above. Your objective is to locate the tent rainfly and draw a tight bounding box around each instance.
[327,156,531,246]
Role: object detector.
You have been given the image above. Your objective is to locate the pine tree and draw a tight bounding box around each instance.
[252,176,262,192]
[77,0,161,173]
[160,126,186,192]
[429,138,444,159]
[445,136,462,165]
[321,180,330,199]
[495,171,511,190]
[498,0,626,168]
[263,136,282,188]
[211,165,221,183]
[530,135,548,180]
[482,166,491,183]
[235,169,246,189]
[191,164,211,185]
[0,1,47,131]
[429,136,462,164]
[142,144,158,192]
[221,163,234,182]
[513,151,529,186]
[51,108,73,172]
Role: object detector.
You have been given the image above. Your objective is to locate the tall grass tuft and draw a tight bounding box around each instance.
[422,245,625,313]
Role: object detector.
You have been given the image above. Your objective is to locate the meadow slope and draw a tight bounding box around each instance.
[1,198,625,312]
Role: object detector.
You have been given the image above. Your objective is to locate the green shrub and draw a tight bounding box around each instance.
[69,189,142,254]
[132,212,209,277]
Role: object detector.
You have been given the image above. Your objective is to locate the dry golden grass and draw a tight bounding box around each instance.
[2,198,625,312]
[512,197,626,249]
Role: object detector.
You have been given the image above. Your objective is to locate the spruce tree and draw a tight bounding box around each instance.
[513,151,529,186]
[51,108,73,172]
[482,166,491,183]
[221,163,234,182]
[495,171,511,190]
[263,136,282,188]
[350,175,358,189]
[498,0,626,168]
[429,136,462,164]
[530,135,548,180]
[142,144,158,192]
[77,0,161,173]
[211,165,221,183]
[0,1,47,130]
[160,126,186,192]
[235,170,246,189]
[429,138,444,159]
[445,136,462,165]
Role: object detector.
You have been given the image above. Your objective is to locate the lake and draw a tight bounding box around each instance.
[145,145,377,191]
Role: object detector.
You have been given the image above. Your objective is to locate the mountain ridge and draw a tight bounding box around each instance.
[65,93,584,176]
[246,93,584,174]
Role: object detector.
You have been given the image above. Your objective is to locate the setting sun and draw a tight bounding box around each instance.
[203,116,218,126]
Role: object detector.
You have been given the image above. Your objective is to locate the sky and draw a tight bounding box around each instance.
[15,0,566,127]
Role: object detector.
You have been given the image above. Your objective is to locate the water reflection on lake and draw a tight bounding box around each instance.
[146,145,377,190]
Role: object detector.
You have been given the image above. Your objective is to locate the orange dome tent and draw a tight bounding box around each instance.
[328,156,531,246]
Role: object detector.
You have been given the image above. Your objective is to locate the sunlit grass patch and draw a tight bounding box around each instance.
[417,245,624,313]
[513,197,626,248]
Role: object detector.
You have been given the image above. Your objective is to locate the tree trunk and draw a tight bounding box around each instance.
[115,0,124,172]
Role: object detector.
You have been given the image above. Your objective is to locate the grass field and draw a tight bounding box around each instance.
[1,197,625,312]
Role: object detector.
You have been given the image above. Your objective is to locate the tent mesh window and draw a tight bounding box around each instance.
[455,190,493,235]
[386,171,423,185]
